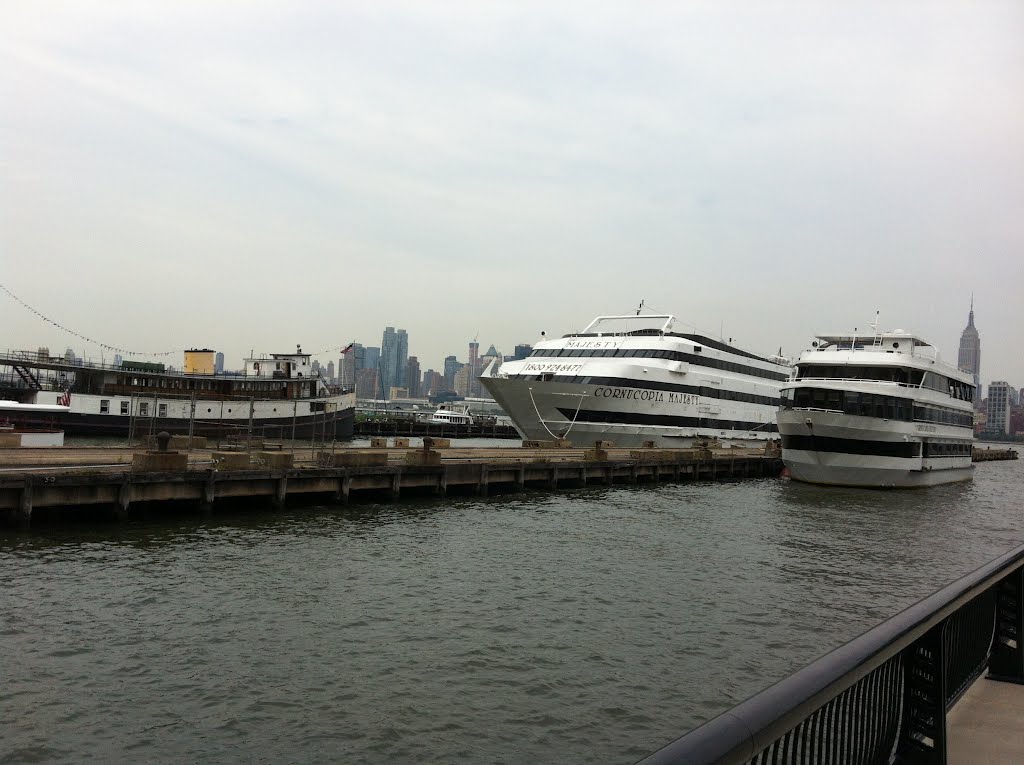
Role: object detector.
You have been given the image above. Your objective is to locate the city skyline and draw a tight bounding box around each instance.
[4,300,1021,396]
[3,3,1022,384]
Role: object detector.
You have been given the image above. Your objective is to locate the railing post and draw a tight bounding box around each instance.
[898,622,948,764]
[988,567,1024,684]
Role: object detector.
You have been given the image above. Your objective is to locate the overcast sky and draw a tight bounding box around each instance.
[3,2,1022,386]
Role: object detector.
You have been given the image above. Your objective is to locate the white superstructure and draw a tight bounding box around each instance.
[480,314,790,448]
[777,330,976,488]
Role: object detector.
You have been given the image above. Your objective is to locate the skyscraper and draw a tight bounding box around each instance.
[379,327,409,396]
[468,340,480,397]
[380,327,397,394]
[397,329,409,387]
[363,346,380,380]
[340,343,364,390]
[957,298,981,405]
[443,355,462,391]
[986,381,1011,435]
[405,356,421,397]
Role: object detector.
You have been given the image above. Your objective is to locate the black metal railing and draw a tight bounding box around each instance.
[638,543,1024,765]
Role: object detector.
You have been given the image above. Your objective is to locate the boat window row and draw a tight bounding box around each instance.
[527,349,788,381]
[117,375,313,395]
[782,388,912,419]
[794,365,974,401]
[913,405,974,428]
[922,441,973,457]
[781,387,974,428]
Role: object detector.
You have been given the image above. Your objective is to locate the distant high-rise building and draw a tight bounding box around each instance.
[454,365,471,397]
[326,360,335,381]
[443,355,462,389]
[986,381,1011,435]
[380,327,397,393]
[215,352,224,373]
[396,329,409,387]
[512,344,532,361]
[355,367,379,399]
[957,298,981,406]
[363,346,380,375]
[467,340,480,397]
[114,353,124,368]
[422,369,444,396]
[405,356,421,397]
[379,327,409,396]
[340,343,365,390]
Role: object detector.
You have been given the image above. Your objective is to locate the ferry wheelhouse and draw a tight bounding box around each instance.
[777,331,976,487]
[480,314,790,448]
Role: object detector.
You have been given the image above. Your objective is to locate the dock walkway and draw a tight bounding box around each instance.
[948,676,1024,763]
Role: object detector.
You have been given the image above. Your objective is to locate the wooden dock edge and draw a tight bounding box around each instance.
[0,451,784,527]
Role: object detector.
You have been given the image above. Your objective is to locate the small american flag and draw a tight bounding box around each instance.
[58,391,71,407]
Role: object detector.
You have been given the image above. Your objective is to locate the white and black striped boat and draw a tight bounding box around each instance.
[0,348,356,441]
[777,330,976,487]
[480,314,790,448]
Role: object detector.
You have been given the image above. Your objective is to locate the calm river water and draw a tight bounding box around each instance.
[2,443,1021,763]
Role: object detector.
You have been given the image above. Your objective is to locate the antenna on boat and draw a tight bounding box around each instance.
[870,311,880,342]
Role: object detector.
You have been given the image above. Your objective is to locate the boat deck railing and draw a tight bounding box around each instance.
[637,542,1024,765]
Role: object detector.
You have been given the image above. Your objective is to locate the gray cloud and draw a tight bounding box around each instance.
[2,1,1022,385]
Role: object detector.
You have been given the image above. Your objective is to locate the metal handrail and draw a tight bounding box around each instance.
[638,543,1024,765]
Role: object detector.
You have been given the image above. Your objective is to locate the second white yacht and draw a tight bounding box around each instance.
[777,329,976,487]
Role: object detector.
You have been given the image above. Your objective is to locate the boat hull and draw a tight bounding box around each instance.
[6,396,355,440]
[482,375,779,449]
[777,410,974,488]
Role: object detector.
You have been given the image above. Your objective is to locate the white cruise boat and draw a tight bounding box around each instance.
[480,314,790,448]
[429,402,473,426]
[777,329,976,488]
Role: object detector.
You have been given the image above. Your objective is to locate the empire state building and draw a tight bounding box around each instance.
[957,298,981,403]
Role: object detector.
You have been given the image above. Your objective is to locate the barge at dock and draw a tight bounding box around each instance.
[0,347,355,440]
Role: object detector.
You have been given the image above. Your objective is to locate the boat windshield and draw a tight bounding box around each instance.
[579,315,675,336]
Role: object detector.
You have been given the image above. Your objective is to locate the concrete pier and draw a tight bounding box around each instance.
[0,442,783,526]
